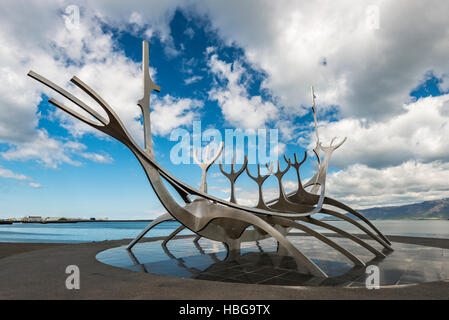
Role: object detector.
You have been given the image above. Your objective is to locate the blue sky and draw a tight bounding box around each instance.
[1,1,449,219]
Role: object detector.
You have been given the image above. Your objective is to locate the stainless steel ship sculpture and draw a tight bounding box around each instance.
[28,41,392,278]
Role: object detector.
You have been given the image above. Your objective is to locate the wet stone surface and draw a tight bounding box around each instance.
[96,236,449,287]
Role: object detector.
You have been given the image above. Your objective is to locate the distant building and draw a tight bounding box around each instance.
[44,217,64,222]
[25,216,42,222]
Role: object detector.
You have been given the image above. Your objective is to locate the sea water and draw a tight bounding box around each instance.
[0,220,448,243]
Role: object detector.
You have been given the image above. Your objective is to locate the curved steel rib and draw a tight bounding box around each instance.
[297,216,385,257]
[193,142,224,193]
[267,216,365,267]
[322,197,392,246]
[219,156,248,203]
[266,159,298,211]
[319,208,392,250]
[246,162,273,210]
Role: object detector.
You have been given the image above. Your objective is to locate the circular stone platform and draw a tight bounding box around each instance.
[96,235,449,287]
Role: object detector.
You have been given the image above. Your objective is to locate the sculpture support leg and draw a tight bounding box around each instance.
[162,225,185,246]
[224,238,241,261]
[127,213,173,250]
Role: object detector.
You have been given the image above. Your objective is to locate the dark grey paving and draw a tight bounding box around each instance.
[1,236,449,299]
[259,277,301,286]
[250,266,289,277]
[231,272,277,284]
[206,268,247,278]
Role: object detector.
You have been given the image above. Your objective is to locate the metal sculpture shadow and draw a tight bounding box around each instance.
[28,40,392,278]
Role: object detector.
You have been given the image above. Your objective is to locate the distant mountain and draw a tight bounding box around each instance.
[359,198,449,220]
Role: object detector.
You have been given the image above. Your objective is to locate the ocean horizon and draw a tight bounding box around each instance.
[0,220,448,243]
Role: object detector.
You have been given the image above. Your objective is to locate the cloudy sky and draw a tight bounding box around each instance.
[1,0,449,219]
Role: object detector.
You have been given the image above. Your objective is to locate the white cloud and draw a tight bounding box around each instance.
[326,160,449,209]
[28,182,42,188]
[2,130,79,168]
[0,164,42,188]
[272,141,286,158]
[85,0,183,56]
[0,166,31,181]
[1,129,111,168]
[19,1,441,126]
[80,152,113,164]
[208,54,278,129]
[184,75,202,85]
[296,93,449,206]
[0,1,164,168]
[9,1,445,134]
[0,1,211,170]
[195,1,449,121]
[184,27,195,39]
[306,94,449,169]
[151,95,203,136]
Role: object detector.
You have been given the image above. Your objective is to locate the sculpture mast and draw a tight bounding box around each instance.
[310,86,322,186]
[137,41,160,159]
[311,86,319,146]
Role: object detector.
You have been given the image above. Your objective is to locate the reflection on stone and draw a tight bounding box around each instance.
[96,236,448,287]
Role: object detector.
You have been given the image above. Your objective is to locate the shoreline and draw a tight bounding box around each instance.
[2,218,449,224]
[2,219,155,224]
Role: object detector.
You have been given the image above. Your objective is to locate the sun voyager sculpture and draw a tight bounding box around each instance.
[28,41,392,278]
